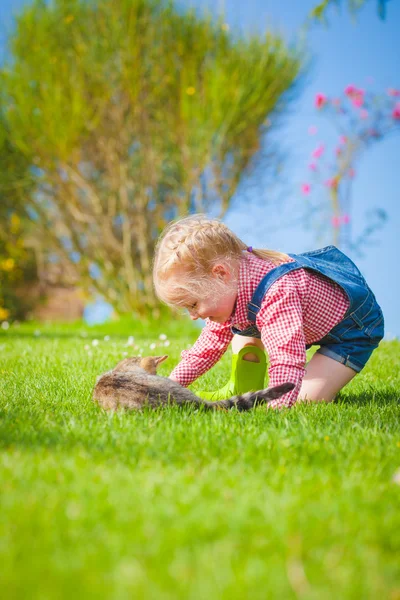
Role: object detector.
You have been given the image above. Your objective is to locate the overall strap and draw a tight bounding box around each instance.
[247,258,305,322]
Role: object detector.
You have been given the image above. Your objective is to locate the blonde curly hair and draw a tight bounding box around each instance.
[153,214,289,308]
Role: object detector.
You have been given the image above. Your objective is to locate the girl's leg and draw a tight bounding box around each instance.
[298,352,357,403]
[231,335,264,362]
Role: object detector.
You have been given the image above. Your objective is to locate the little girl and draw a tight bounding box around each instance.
[153,215,384,409]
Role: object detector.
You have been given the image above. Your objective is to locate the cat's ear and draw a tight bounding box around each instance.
[154,355,168,367]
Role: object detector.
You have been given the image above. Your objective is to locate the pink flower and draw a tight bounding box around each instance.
[388,88,400,97]
[312,144,325,159]
[301,183,311,195]
[345,85,357,96]
[345,85,364,107]
[335,147,342,157]
[339,135,347,145]
[308,163,317,171]
[360,109,369,119]
[392,103,400,120]
[315,93,327,109]
[348,167,356,178]
[352,96,363,108]
[331,216,340,228]
[325,177,338,189]
[308,125,318,135]
[342,214,350,225]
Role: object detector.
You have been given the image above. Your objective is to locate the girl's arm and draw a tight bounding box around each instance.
[170,320,233,387]
[256,276,307,409]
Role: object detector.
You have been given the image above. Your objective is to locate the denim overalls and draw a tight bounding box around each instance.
[232,246,384,372]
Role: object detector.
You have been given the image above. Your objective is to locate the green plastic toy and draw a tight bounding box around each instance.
[196,345,267,401]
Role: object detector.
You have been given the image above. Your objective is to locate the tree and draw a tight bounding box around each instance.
[0,113,37,320]
[310,0,391,23]
[0,0,303,314]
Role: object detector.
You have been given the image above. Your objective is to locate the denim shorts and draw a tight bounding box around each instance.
[313,293,384,372]
[234,293,384,373]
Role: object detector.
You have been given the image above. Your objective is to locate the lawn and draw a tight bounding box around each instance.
[0,319,399,600]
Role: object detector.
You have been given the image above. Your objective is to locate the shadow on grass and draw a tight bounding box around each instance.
[336,388,400,407]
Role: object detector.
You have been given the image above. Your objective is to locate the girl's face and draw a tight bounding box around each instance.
[186,263,238,324]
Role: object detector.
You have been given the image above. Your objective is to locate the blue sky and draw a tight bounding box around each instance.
[1,0,399,336]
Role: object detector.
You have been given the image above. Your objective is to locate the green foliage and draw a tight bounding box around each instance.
[0,114,37,320]
[0,0,303,314]
[0,326,399,598]
[310,0,389,23]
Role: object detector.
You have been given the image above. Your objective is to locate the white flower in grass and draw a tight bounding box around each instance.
[150,343,156,350]
[159,333,167,341]
[104,335,110,342]
[80,331,88,338]
[122,352,128,356]
[1,321,10,330]
[393,468,400,485]
[127,336,135,346]
[92,339,99,347]
[84,344,90,351]
[164,340,170,347]
[34,329,41,337]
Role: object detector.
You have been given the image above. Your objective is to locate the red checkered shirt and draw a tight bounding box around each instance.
[170,252,349,408]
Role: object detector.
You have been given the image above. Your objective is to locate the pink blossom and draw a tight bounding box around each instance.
[339,135,347,145]
[315,93,327,109]
[301,183,311,195]
[345,85,357,96]
[325,177,338,189]
[388,88,400,97]
[360,109,369,119]
[308,125,318,135]
[342,214,350,224]
[392,103,400,120]
[312,144,325,159]
[308,163,317,171]
[344,85,364,107]
[348,168,356,178]
[331,216,340,228]
[335,147,342,157]
[351,94,364,108]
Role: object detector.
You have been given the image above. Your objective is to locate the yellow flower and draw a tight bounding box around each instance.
[64,15,74,24]
[324,435,330,441]
[186,87,196,96]
[0,307,10,320]
[397,441,400,448]
[0,258,15,272]
[222,23,230,31]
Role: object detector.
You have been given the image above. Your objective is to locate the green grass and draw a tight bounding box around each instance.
[1,320,399,600]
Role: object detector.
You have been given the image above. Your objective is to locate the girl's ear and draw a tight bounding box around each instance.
[211,263,230,281]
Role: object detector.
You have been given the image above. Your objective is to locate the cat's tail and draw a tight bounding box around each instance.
[201,382,296,411]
